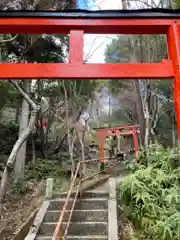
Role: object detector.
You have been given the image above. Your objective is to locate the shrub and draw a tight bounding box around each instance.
[120,144,180,240]
[25,158,64,181]
[11,179,28,195]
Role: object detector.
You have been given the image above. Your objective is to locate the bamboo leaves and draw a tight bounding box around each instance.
[120,145,180,239]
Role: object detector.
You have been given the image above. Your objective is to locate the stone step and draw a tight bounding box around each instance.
[48,198,108,211]
[65,236,108,240]
[39,222,108,236]
[53,190,109,199]
[36,235,108,240]
[44,209,108,222]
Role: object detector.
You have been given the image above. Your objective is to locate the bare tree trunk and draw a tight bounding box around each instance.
[37,81,46,159]
[70,81,87,177]
[32,136,36,164]
[172,127,176,147]
[79,139,86,175]
[62,81,75,179]
[122,0,127,9]
[80,124,86,175]
[144,100,150,148]
[133,80,146,144]
[53,108,83,154]
[75,122,86,176]
[128,35,146,145]
[15,103,20,124]
[39,116,46,158]
[14,80,30,180]
[0,80,39,215]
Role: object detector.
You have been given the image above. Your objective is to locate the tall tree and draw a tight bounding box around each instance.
[105,28,173,146]
[14,80,31,180]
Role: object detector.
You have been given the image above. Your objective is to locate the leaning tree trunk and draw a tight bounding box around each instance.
[0,80,39,215]
[14,80,30,180]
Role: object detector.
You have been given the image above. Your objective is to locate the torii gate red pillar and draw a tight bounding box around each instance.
[168,23,180,139]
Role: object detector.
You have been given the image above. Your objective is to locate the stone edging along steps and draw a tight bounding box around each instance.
[25,177,118,240]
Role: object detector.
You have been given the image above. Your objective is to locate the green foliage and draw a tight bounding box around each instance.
[25,158,65,181]
[10,158,70,195]
[120,144,180,240]
[11,179,28,195]
[105,33,176,146]
[0,81,20,112]
[172,0,180,9]
[0,122,18,154]
[61,80,105,108]
[105,34,167,64]
[36,79,103,113]
[4,122,19,135]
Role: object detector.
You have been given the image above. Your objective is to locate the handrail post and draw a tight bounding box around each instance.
[45,178,53,199]
[108,178,118,240]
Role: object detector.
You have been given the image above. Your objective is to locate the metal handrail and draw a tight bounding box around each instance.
[51,157,115,240]
[51,161,81,240]
[63,181,81,239]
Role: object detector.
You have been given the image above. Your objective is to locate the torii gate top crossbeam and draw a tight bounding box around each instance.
[0,9,180,35]
[93,125,139,132]
[0,9,179,79]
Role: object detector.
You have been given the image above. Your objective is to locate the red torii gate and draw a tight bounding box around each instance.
[2,8,179,240]
[96,125,139,163]
[1,10,180,150]
[0,10,179,127]
[0,10,179,145]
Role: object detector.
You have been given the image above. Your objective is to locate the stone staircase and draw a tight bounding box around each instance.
[25,178,118,240]
[36,191,108,240]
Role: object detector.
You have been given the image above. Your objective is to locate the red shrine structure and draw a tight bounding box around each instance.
[95,125,139,162]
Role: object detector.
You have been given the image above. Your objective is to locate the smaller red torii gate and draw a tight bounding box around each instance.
[96,125,139,165]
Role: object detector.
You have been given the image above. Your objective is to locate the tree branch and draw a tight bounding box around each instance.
[0,34,19,44]
[0,80,39,213]
[9,80,37,109]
